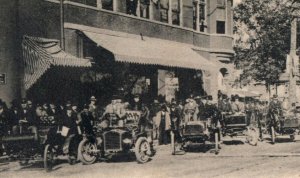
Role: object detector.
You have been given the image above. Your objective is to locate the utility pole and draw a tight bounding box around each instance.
[60,0,65,50]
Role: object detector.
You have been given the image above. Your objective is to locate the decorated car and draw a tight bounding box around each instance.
[77,111,154,165]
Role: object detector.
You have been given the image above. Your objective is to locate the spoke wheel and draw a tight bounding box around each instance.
[78,139,98,165]
[135,137,150,164]
[44,144,55,172]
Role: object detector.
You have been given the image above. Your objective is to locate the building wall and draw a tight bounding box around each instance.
[0,0,234,103]
[0,0,20,105]
[15,0,234,58]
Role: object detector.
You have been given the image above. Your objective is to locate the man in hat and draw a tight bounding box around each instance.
[61,105,81,158]
[89,96,97,118]
[48,102,59,123]
[170,102,182,143]
[268,94,283,118]
[149,98,161,139]
[0,101,10,136]
[138,103,151,132]
[183,96,199,122]
[80,104,94,135]
[231,95,245,114]
[105,95,126,118]
[154,104,171,145]
[18,98,39,136]
[218,94,232,114]
[131,94,143,111]
[203,96,219,120]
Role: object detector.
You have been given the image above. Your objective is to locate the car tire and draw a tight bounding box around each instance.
[44,144,54,172]
[134,137,151,164]
[78,139,98,165]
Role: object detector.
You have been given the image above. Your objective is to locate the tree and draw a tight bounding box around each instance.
[234,0,300,87]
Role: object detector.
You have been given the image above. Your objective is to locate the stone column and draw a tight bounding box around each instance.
[96,0,102,9]
[113,0,118,12]
[179,0,183,26]
[195,0,200,31]
[168,0,172,24]
[136,0,141,17]
[149,0,154,20]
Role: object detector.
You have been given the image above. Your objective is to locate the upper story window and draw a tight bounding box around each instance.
[69,0,97,7]
[217,0,226,8]
[216,21,225,34]
[171,0,180,25]
[193,0,207,32]
[140,0,150,18]
[102,0,113,11]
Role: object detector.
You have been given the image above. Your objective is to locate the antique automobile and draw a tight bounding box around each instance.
[0,118,55,167]
[171,112,221,155]
[267,107,300,144]
[77,111,154,165]
[221,113,259,146]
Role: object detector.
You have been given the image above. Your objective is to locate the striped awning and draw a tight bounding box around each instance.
[81,31,217,72]
[22,35,92,90]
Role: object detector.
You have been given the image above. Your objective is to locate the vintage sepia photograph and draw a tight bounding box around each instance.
[1,0,300,177]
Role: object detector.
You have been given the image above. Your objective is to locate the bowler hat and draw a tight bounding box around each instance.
[90,96,97,101]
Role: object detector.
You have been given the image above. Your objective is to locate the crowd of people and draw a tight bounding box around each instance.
[0,92,297,148]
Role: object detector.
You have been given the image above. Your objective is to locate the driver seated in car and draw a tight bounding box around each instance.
[286,103,300,119]
[230,95,245,115]
[100,95,126,128]
[183,96,199,122]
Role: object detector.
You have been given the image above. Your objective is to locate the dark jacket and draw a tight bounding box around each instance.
[170,108,181,130]
[0,109,10,135]
[80,111,94,135]
[204,103,220,125]
[219,101,232,113]
[62,112,79,136]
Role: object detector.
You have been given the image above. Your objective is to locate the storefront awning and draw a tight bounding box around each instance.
[81,31,217,72]
[22,35,92,90]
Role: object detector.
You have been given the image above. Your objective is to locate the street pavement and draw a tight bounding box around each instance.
[1,136,300,178]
